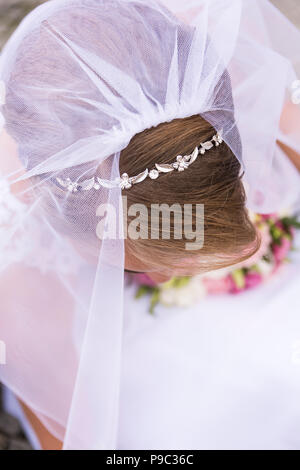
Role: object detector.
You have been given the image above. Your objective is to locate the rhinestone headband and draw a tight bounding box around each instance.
[56,130,223,192]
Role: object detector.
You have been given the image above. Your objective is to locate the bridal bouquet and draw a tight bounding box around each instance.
[132,212,300,313]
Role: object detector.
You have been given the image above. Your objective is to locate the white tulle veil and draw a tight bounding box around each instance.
[1,0,300,449]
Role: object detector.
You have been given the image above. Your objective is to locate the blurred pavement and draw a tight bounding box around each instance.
[0,1,300,49]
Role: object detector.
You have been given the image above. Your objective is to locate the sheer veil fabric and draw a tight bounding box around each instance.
[0,0,300,449]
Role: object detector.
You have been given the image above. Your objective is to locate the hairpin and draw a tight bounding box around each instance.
[56,130,223,192]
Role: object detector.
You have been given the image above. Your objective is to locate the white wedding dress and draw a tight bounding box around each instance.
[7,222,300,451]
[119,235,300,450]
[5,166,300,451]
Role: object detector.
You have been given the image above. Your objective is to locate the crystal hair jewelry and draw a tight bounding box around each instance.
[56,130,223,192]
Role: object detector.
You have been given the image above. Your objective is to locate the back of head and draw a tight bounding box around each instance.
[1,0,259,274]
[120,113,259,274]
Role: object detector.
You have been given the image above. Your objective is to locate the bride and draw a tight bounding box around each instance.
[1,0,300,450]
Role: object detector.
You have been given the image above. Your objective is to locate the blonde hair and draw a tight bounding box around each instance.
[120,114,261,274]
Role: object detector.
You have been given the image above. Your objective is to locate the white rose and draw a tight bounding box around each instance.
[277,208,292,218]
[159,278,207,308]
[256,259,274,277]
[159,288,178,306]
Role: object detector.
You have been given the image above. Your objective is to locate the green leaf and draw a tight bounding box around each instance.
[161,276,191,290]
[270,226,282,240]
[232,269,245,289]
[250,264,260,273]
[262,254,272,263]
[161,278,177,289]
[149,288,160,315]
[281,216,300,229]
[135,285,153,299]
[173,276,191,288]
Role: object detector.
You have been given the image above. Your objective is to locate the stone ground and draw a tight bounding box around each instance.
[0,0,299,49]
[0,0,299,451]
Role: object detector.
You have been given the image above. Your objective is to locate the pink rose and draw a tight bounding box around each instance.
[202,276,232,294]
[275,221,284,231]
[228,275,245,294]
[273,237,291,264]
[245,272,263,289]
[260,213,277,220]
[133,273,157,287]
